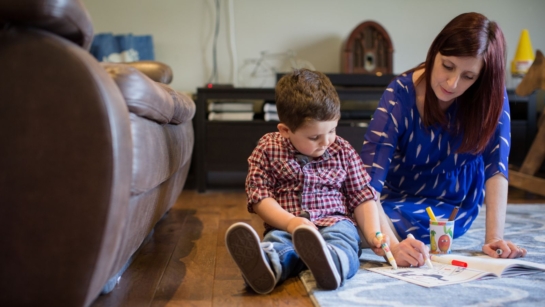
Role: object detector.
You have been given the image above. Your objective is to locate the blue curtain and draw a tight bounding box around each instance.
[90,33,155,62]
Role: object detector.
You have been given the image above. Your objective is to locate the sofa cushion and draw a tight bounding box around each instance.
[0,0,93,49]
[102,63,176,125]
[157,83,196,124]
[129,114,193,195]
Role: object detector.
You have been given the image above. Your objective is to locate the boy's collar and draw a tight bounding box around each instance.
[281,134,339,161]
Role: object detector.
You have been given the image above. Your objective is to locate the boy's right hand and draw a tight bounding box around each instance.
[370,233,387,256]
[286,216,317,234]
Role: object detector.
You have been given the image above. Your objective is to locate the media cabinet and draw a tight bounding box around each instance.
[193,87,537,192]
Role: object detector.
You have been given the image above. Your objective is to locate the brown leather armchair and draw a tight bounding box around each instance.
[0,1,195,306]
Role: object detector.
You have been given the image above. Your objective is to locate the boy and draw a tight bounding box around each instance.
[225,69,384,294]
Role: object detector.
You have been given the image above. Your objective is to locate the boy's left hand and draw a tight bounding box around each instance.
[286,216,317,234]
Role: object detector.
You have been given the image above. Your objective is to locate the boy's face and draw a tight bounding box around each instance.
[278,119,338,158]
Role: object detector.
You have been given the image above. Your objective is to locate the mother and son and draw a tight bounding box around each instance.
[224,12,527,294]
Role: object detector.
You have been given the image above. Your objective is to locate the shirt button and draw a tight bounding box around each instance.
[282,167,287,172]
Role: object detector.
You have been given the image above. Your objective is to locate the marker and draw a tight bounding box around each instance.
[430,255,468,268]
[496,249,503,256]
[448,206,460,221]
[426,206,437,221]
[376,232,398,270]
[407,233,433,269]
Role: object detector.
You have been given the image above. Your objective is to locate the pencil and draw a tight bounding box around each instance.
[448,206,460,221]
[426,206,437,221]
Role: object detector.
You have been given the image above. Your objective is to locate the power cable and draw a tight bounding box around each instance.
[227,0,238,86]
[207,0,220,84]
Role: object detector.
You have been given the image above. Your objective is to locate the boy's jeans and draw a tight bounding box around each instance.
[261,220,361,285]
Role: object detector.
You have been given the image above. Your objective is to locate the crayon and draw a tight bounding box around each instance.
[430,255,468,268]
[407,233,434,269]
[376,232,398,270]
[426,207,437,221]
[448,206,460,221]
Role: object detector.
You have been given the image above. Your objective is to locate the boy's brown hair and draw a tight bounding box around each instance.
[275,69,340,132]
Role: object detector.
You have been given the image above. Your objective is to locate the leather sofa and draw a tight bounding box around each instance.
[0,0,195,306]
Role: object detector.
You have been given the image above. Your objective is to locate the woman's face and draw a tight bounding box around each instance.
[431,52,483,106]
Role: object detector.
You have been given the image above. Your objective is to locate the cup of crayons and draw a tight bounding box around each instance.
[427,206,459,254]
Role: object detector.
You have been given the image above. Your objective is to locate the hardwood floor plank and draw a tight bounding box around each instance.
[151,191,225,307]
[91,209,192,307]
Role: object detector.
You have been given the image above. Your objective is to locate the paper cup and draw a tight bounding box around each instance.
[429,219,454,254]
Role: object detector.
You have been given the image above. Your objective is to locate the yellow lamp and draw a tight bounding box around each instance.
[511,29,535,76]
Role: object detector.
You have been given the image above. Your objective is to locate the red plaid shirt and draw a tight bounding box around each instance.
[246,132,377,232]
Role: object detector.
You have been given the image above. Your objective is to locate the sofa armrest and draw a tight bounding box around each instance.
[122,61,173,84]
[102,63,177,124]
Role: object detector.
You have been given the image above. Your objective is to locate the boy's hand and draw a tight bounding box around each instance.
[370,232,388,256]
[286,217,317,234]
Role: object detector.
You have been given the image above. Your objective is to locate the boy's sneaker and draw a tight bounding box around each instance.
[293,225,341,290]
[225,222,276,294]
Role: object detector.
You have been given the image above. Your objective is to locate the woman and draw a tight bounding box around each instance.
[360,12,527,267]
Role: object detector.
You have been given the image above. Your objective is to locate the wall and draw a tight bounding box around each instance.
[82,0,545,94]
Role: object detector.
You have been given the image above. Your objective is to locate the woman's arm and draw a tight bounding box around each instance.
[482,174,527,258]
[480,90,526,258]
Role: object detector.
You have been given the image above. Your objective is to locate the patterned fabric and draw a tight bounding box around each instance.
[360,72,510,243]
[246,132,377,233]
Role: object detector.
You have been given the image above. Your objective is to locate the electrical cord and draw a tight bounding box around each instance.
[227,0,238,86]
[207,0,220,84]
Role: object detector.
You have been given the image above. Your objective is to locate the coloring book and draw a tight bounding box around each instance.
[366,254,545,288]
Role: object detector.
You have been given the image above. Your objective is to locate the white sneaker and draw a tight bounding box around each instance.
[293,225,341,290]
[225,222,276,294]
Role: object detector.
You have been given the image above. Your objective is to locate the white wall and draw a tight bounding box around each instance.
[82,0,545,94]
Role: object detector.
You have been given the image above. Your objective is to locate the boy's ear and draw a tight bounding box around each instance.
[277,123,291,138]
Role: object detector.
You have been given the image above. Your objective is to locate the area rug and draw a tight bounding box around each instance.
[300,204,545,307]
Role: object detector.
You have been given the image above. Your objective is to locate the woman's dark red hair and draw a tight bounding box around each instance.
[422,12,506,154]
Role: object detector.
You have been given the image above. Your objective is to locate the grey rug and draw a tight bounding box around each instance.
[300,204,545,307]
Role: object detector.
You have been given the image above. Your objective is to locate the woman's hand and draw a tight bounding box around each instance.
[286,216,317,234]
[391,236,430,267]
[483,239,527,258]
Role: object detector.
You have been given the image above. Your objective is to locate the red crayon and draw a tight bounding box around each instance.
[430,255,468,268]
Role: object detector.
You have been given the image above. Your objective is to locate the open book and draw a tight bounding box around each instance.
[366,254,545,288]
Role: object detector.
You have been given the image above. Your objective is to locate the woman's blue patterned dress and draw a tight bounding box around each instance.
[360,72,510,243]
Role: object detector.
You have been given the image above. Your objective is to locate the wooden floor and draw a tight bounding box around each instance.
[91,187,545,307]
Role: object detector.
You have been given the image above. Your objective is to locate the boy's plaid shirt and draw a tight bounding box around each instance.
[246,132,377,232]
